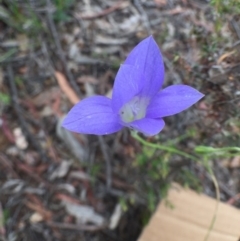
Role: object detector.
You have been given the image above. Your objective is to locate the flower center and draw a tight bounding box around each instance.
[119,96,149,123]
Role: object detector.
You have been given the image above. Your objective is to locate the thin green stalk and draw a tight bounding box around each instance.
[0,48,17,63]
[131,131,198,161]
[196,146,240,153]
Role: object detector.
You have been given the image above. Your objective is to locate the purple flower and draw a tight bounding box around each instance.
[62,36,204,136]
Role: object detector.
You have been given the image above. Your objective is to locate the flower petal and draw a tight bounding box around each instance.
[124,36,165,97]
[146,85,204,118]
[62,96,122,135]
[128,118,165,136]
[112,64,144,113]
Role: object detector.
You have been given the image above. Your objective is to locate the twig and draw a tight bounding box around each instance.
[163,55,182,84]
[227,193,240,205]
[1,116,15,143]
[0,202,6,237]
[17,163,51,188]
[0,154,19,178]
[98,173,134,191]
[75,1,127,20]
[25,201,52,220]
[47,221,107,232]
[107,188,145,205]
[6,200,24,235]
[45,0,82,97]
[98,136,112,190]
[41,40,56,74]
[7,65,49,162]
[231,19,240,40]
[134,0,152,35]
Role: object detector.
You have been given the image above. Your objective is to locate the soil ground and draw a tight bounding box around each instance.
[0,1,240,241]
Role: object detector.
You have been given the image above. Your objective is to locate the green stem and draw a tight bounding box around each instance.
[196,146,240,153]
[131,131,198,161]
[214,147,240,152]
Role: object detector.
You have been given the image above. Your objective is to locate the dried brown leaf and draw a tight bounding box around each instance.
[32,86,61,107]
[50,160,72,180]
[154,0,167,7]
[229,156,240,168]
[26,202,52,221]
[55,193,82,205]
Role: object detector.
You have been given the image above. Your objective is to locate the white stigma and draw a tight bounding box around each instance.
[120,96,149,123]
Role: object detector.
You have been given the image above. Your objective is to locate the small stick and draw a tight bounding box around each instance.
[134,0,152,35]
[227,193,240,205]
[163,55,182,84]
[7,65,49,162]
[47,221,107,232]
[75,1,126,20]
[98,136,112,190]
[45,0,82,97]
[17,163,51,187]
[0,154,19,178]
[0,202,6,237]
[231,19,240,40]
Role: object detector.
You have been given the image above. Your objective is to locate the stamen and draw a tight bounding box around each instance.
[120,96,149,123]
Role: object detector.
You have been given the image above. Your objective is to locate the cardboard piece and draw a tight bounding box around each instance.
[138,184,240,241]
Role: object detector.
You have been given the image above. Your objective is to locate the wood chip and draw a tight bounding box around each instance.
[30,212,44,223]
